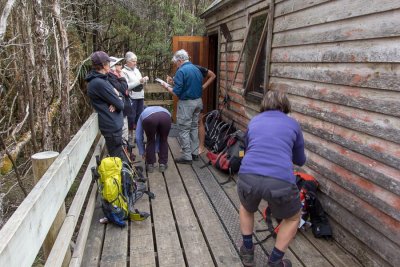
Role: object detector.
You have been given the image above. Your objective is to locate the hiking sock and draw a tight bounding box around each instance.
[269,247,285,263]
[242,234,253,249]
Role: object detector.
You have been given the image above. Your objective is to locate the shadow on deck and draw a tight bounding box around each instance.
[82,137,361,267]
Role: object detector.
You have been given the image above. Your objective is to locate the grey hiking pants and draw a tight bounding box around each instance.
[177,98,203,160]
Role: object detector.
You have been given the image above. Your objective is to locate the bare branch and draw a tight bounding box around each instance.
[0,135,27,196]
[11,104,29,140]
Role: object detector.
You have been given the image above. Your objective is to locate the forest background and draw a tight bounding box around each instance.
[0,0,214,229]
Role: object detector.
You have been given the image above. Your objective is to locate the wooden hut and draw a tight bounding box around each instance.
[200,1,400,266]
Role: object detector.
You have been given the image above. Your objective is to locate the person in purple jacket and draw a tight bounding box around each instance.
[238,90,306,267]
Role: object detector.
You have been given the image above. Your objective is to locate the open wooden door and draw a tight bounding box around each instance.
[172,36,210,121]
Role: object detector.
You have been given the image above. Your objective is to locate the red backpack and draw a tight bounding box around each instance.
[205,130,246,184]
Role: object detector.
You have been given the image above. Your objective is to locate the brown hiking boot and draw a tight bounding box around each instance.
[239,245,254,267]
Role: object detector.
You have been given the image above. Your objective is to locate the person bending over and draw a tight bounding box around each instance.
[237,90,306,267]
[135,106,171,173]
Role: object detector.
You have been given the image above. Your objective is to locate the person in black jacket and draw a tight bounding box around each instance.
[108,56,131,141]
[86,51,124,157]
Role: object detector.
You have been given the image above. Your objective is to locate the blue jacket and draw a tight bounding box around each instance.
[86,70,124,134]
[173,62,203,100]
[239,110,306,184]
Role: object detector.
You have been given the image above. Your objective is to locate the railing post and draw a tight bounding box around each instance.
[31,151,71,266]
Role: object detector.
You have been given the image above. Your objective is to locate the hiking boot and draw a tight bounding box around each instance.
[174,157,192,165]
[239,245,254,267]
[146,164,154,173]
[267,259,292,267]
[192,154,199,161]
[159,164,168,172]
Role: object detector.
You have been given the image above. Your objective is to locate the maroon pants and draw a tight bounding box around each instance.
[142,112,171,164]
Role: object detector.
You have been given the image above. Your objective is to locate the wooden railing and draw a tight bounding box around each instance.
[0,113,104,266]
[144,83,173,106]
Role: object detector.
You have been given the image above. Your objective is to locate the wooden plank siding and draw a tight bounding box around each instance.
[201,0,400,266]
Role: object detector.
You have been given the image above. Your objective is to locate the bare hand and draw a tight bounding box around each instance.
[166,75,173,84]
[109,105,116,112]
[140,76,149,84]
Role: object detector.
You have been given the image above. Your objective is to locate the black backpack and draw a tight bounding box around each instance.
[255,172,332,243]
[205,130,246,184]
[212,121,234,153]
[204,110,221,149]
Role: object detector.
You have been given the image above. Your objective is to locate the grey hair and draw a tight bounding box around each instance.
[125,51,137,62]
[172,49,189,63]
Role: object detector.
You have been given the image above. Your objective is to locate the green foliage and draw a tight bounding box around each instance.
[81,0,213,78]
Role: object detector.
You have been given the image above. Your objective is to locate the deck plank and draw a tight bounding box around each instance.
[130,163,157,267]
[100,220,128,266]
[301,229,362,267]
[148,167,186,267]
[81,204,105,266]
[163,147,217,266]
[168,137,242,266]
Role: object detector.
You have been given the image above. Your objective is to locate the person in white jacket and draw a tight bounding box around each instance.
[122,51,149,144]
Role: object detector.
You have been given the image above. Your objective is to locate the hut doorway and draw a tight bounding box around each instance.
[171,35,218,121]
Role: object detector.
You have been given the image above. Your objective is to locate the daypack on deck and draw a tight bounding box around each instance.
[294,172,333,238]
[93,156,155,227]
[206,130,246,176]
[256,172,333,243]
[204,110,222,150]
[97,157,128,226]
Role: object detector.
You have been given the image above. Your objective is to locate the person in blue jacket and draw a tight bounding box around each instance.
[135,106,171,173]
[162,49,203,165]
[86,51,124,157]
[238,90,306,267]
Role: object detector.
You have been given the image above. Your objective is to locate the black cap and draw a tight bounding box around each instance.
[91,51,115,65]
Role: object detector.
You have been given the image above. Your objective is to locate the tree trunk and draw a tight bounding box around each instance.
[51,0,71,147]
[33,0,53,150]
[0,0,16,42]
[19,0,39,152]
[92,0,99,51]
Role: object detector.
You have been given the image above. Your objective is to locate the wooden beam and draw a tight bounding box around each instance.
[270,62,400,91]
[270,77,400,116]
[32,151,70,264]
[264,0,274,92]
[68,185,98,267]
[290,95,400,144]
[273,9,400,47]
[293,112,400,169]
[271,37,400,63]
[45,137,105,267]
[274,0,400,32]
[144,100,174,106]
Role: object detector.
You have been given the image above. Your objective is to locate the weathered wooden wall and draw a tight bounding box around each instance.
[203,0,400,266]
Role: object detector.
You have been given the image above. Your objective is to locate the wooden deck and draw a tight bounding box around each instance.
[81,137,361,267]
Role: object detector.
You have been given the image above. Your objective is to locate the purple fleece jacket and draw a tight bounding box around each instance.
[239,110,306,184]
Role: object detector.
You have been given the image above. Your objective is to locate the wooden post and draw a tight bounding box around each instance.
[31,151,71,266]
